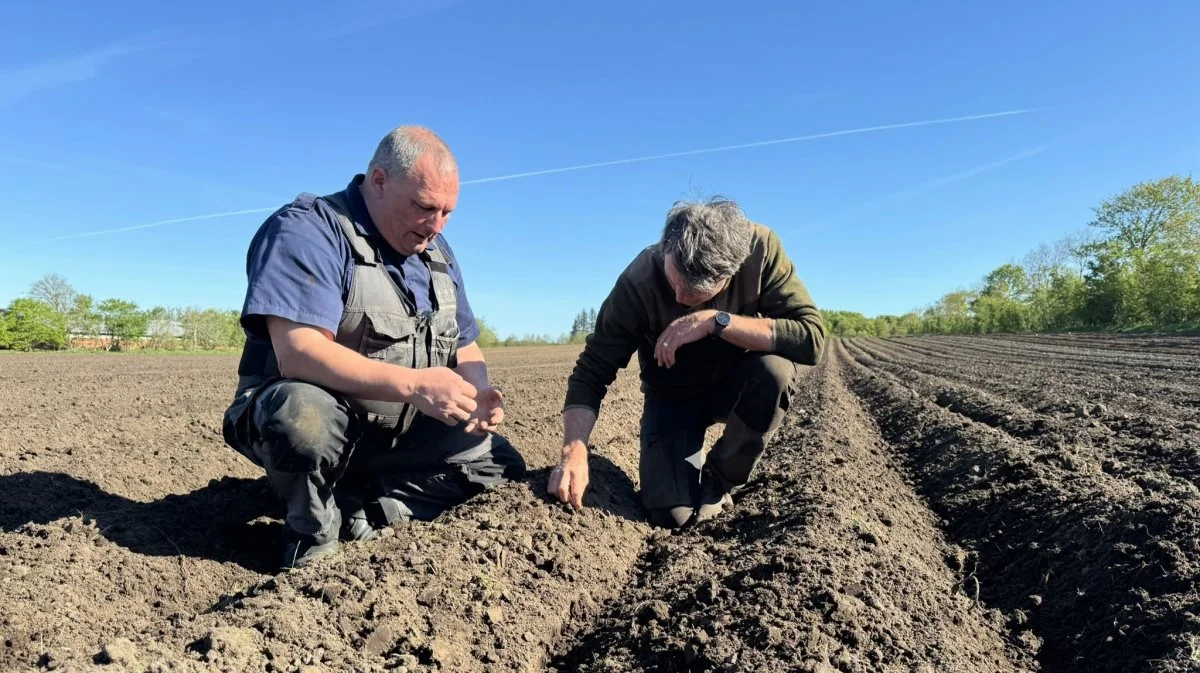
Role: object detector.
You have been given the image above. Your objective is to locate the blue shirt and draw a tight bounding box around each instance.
[240,175,480,347]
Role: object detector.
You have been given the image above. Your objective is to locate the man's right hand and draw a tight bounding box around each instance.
[409,367,479,425]
[548,443,590,509]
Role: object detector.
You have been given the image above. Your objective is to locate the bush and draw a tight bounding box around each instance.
[3,298,67,351]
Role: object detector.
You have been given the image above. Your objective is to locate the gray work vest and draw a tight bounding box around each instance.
[235,191,460,433]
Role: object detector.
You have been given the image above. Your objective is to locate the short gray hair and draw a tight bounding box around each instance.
[661,196,754,292]
[367,125,458,178]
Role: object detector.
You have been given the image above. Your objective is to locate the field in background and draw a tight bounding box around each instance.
[2,337,1200,672]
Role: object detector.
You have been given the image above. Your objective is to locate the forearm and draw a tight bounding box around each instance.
[771,312,826,365]
[269,319,415,402]
[455,341,490,390]
[719,314,775,352]
[561,406,598,457]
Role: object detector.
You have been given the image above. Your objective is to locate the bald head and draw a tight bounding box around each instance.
[367,125,458,179]
[359,125,460,256]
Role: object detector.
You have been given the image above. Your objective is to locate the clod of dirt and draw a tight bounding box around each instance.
[194,626,263,663]
[363,623,397,657]
[858,530,880,545]
[637,600,671,624]
[96,638,139,667]
[485,606,505,625]
[1073,404,1089,418]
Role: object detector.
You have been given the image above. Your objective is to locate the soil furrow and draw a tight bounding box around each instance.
[858,337,1200,424]
[843,339,1200,517]
[894,335,1200,377]
[841,341,1200,673]
[549,352,1036,673]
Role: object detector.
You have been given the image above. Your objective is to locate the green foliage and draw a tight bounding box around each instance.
[475,317,501,348]
[828,174,1200,338]
[68,294,100,336]
[501,333,561,347]
[179,307,244,350]
[568,308,597,344]
[3,298,67,350]
[97,298,149,350]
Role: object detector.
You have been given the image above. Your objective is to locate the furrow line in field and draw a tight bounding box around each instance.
[840,340,1200,673]
[857,337,1200,424]
[551,353,1036,673]
[842,339,1200,496]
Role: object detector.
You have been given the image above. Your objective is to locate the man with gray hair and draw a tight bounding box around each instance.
[223,125,525,569]
[548,197,825,528]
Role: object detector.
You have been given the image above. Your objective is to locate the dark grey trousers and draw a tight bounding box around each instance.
[222,379,526,545]
[640,353,799,526]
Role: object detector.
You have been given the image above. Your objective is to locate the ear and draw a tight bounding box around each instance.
[366,167,388,196]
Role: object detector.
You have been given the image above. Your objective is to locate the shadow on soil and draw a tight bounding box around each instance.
[0,471,283,573]
[0,454,645,575]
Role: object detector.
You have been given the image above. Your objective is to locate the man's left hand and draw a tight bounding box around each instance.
[464,386,505,435]
[655,310,717,368]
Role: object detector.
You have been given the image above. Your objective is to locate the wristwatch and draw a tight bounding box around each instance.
[713,311,731,337]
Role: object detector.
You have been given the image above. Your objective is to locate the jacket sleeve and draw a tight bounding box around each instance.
[758,229,827,365]
[563,274,646,414]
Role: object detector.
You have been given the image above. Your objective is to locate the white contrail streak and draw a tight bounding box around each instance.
[14,208,279,246]
[461,109,1034,185]
[5,108,1035,248]
[809,146,1048,229]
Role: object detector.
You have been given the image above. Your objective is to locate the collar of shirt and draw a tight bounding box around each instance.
[343,174,440,253]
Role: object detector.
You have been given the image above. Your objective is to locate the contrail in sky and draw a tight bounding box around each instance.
[6,108,1036,248]
[459,109,1035,185]
[809,146,1048,229]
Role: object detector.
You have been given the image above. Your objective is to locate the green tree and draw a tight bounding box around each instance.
[568,308,594,344]
[1088,175,1200,255]
[68,294,99,337]
[3,298,67,350]
[178,307,242,349]
[97,299,148,350]
[981,263,1031,302]
[475,317,501,348]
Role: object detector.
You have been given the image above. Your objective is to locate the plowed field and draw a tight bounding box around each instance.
[2,335,1199,672]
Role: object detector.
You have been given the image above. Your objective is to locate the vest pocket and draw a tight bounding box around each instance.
[431,318,460,368]
[361,311,418,365]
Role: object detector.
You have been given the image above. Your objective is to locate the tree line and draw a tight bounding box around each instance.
[0,275,245,351]
[0,272,598,352]
[825,174,1200,337]
[15,174,1190,350]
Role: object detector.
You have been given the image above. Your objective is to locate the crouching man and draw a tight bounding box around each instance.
[548,197,825,528]
[223,126,525,569]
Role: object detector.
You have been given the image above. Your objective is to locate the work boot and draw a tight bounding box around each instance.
[694,471,733,523]
[281,534,340,570]
[341,500,393,542]
[647,505,697,529]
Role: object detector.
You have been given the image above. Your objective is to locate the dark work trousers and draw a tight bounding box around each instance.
[223,379,526,546]
[639,352,799,527]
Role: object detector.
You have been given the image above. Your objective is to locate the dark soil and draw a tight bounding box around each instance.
[2,335,1199,672]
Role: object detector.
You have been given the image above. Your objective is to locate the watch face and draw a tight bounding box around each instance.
[717,311,731,326]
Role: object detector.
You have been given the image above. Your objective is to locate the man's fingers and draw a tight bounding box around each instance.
[570,476,587,509]
[555,471,572,504]
[459,395,478,414]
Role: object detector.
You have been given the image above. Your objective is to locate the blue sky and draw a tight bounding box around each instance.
[1,0,1197,338]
